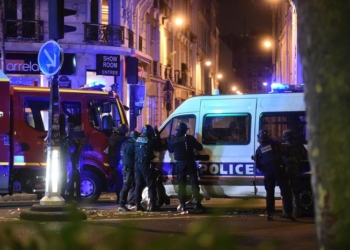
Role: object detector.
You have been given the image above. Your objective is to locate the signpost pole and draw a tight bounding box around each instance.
[36,40,65,205]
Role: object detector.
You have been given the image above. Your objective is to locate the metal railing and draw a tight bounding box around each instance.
[4,19,44,42]
[83,23,125,47]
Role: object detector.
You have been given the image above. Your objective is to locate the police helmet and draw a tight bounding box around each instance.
[117,123,129,135]
[257,129,270,143]
[176,122,188,132]
[141,124,154,135]
[282,129,294,141]
[129,130,140,140]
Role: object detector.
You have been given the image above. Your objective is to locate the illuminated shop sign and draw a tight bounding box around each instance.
[96,54,120,76]
[2,53,76,75]
[5,59,40,74]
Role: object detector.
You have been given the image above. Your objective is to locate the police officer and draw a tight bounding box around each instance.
[255,129,297,221]
[167,122,205,213]
[281,129,308,217]
[108,123,129,203]
[118,131,140,211]
[64,137,84,202]
[134,124,160,212]
[153,126,171,208]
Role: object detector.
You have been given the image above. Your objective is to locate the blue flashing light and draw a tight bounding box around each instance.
[271,83,304,93]
[89,81,106,87]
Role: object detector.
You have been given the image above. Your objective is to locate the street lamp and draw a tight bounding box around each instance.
[174,17,184,26]
[263,40,272,48]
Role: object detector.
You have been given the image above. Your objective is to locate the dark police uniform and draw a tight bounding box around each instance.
[281,129,308,217]
[134,125,160,211]
[118,131,139,211]
[168,123,204,212]
[255,129,296,221]
[64,138,84,202]
[108,125,128,203]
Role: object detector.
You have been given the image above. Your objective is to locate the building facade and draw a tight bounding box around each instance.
[0,0,219,131]
[273,0,303,86]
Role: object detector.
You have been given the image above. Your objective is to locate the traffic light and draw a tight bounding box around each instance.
[49,0,77,40]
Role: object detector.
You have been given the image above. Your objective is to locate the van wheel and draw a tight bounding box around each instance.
[299,175,314,216]
[80,171,102,203]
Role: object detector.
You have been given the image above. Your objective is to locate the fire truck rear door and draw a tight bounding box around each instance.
[0,71,11,195]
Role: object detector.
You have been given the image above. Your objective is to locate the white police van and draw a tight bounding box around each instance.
[154,84,313,214]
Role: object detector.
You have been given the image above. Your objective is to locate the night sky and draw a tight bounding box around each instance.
[217,0,272,36]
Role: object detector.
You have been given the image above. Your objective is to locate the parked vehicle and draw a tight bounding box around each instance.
[153,84,313,215]
[0,71,128,202]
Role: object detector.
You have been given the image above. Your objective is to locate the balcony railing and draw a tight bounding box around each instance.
[127,29,135,48]
[4,19,44,42]
[84,23,126,47]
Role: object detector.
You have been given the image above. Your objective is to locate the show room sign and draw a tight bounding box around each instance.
[96,54,120,76]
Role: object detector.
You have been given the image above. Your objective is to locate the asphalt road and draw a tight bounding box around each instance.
[0,193,317,249]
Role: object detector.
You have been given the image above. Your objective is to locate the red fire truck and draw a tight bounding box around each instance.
[0,71,128,202]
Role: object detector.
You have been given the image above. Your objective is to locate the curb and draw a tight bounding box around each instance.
[0,193,37,202]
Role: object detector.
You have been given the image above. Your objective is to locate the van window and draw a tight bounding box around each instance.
[259,112,307,144]
[202,113,251,145]
[160,115,196,138]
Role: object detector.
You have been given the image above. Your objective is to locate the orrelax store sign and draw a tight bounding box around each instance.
[2,53,76,75]
[4,53,40,75]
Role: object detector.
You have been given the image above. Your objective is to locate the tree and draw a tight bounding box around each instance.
[296,1,350,248]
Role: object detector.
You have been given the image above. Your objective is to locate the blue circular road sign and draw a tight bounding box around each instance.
[38,40,64,76]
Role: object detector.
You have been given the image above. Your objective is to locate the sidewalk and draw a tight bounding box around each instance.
[0,193,38,202]
[0,192,282,211]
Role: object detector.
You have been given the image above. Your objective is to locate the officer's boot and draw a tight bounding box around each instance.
[267,213,274,221]
[177,203,186,213]
[193,202,206,214]
[136,203,146,212]
[148,203,160,212]
[285,213,298,222]
[165,195,171,205]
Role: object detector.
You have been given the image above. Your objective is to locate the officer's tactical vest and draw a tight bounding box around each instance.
[121,138,135,166]
[172,135,195,161]
[258,140,282,165]
[135,136,153,163]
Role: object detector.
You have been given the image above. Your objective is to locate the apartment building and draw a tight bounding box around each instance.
[0,0,219,131]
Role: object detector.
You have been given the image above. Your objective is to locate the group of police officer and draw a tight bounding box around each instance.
[254,128,308,221]
[107,122,205,213]
[64,118,307,218]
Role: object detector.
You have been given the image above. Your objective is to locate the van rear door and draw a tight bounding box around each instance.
[198,97,258,198]
[0,71,11,195]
